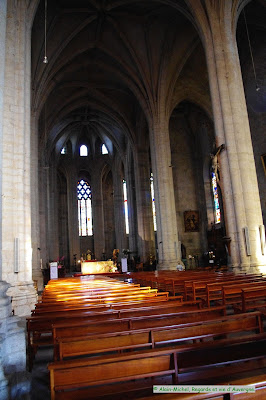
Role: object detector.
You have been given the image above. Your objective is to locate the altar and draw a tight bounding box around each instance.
[81,260,116,274]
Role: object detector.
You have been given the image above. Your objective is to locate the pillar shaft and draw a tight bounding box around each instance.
[186,0,265,267]
[134,150,156,264]
[0,0,7,281]
[67,168,80,266]
[150,117,182,269]
[92,172,105,260]
[112,161,127,255]
[1,1,37,313]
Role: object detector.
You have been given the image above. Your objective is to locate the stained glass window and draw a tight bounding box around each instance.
[102,144,108,154]
[80,145,88,156]
[211,172,221,224]
[150,172,157,231]
[123,179,129,234]
[77,180,92,236]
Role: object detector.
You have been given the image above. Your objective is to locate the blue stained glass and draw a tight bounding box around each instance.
[211,172,221,224]
[150,173,157,231]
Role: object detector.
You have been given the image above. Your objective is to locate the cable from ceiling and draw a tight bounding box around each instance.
[43,0,48,64]
[243,8,259,91]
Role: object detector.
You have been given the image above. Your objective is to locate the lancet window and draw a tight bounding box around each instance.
[77,180,92,236]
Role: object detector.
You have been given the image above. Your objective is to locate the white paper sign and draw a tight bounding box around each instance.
[50,262,58,279]
[121,258,128,273]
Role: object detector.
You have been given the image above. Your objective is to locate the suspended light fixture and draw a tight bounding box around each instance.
[243,8,259,91]
[43,0,48,64]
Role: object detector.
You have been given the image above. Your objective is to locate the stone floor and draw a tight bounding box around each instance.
[30,346,52,400]
[7,317,52,400]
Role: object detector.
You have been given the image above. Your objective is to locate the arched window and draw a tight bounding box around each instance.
[80,145,88,156]
[122,179,129,234]
[211,172,221,224]
[77,180,92,236]
[61,146,66,154]
[101,144,108,154]
[150,172,157,231]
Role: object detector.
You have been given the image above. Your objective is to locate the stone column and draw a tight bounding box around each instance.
[67,167,80,267]
[125,151,138,259]
[92,170,105,260]
[2,1,37,314]
[112,160,127,255]
[149,117,182,269]
[186,0,266,268]
[31,113,42,290]
[134,149,155,264]
[47,162,59,262]
[0,0,7,281]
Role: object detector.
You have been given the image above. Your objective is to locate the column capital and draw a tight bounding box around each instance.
[185,0,245,45]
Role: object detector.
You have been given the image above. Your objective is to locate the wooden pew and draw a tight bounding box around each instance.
[131,271,228,298]
[55,311,263,361]
[32,293,177,314]
[38,289,169,306]
[48,321,266,400]
[241,286,266,314]
[27,299,201,370]
[186,276,266,305]
[222,282,266,312]
[52,305,226,359]
[206,280,266,308]
[41,285,156,301]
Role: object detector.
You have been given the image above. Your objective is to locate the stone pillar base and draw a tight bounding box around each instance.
[6,281,37,316]
[0,281,30,399]
[232,265,265,275]
[0,381,9,400]
[32,268,44,292]
[0,363,8,400]
[157,260,185,271]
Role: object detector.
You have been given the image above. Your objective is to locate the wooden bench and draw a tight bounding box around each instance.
[41,285,157,301]
[206,279,266,308]
[48,323,266,400]
[52,304,226,339]
[55,311,263,361]
[27,299,201,370]
[186,277,266,305]
[52,305,226,359]
[222,282,266,312]
[241,286,266,314]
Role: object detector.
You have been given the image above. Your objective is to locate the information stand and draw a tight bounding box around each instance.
[50,262,58,279]
[121,258,128,273]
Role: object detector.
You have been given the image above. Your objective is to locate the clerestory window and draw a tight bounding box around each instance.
[80,145,88,156]
[101,144,108,154]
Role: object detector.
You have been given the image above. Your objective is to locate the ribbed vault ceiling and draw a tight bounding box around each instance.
[31,0,265,158]
[31,0,203,157]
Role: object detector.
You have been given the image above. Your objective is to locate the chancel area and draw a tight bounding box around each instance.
[0,0,266,398]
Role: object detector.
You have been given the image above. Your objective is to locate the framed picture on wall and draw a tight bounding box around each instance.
[261,154,266,176]
[184,210,200,232]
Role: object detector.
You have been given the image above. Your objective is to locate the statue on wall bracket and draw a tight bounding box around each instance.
[210,144,225,182]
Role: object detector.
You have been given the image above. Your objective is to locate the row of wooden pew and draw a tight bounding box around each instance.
[27,271,266,400]
[129,270,266,312]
